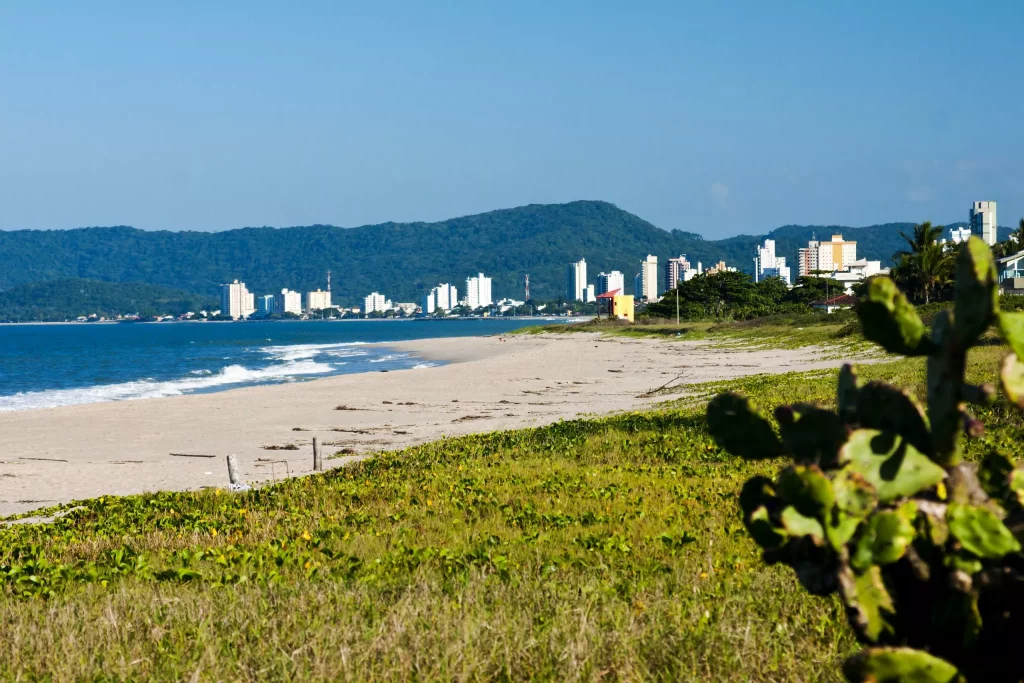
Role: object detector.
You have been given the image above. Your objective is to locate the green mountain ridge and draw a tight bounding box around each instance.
[0,201,1009,303]
[0,279,216,323]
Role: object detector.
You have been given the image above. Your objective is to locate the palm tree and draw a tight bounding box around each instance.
[894,221,945,262]
[915,242,954,304]
[892,221,953,303]
[1010,218,1024,252]
[992,218,1024,259]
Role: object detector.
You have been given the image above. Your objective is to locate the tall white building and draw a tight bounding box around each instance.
[596,271,625,296]
[363,292,392,314]
[566,258,588,301]
[754,238,792,285]
[427,283,458,312]
[275,289,302,316]
[970,201,998,246]
[665,255,691,291]
[637,254,658,300]
[464,273,493,309]
[306,289,332,313]
[583,284,596,303]
[220,280,255,320]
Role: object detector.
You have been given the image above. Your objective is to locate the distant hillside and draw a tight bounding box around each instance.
[0,279,216,322]
[0,202,1010,302]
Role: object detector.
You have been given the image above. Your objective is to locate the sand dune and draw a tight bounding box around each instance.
[0,333,855,517]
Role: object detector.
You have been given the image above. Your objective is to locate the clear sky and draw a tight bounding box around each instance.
[1,1,1021,237]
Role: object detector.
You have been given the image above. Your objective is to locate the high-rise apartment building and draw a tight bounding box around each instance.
[275,289,302,316]
[754,239,792,285]
[596,271,625,296]
[464,273,493,309]
[364,292,391,314]
[220,280,255,319]
[797,235,856,277]
[665,255,691,291]
[255,294,276,316]
[565,259,588,301]
[637,255,658,300]
[306,289,332,313]
[970,201,998,246]
[429,283,458,311]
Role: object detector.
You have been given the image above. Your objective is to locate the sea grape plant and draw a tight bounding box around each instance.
[706,237,1024,683]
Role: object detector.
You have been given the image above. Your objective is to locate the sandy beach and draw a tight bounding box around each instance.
[0,333,855,517]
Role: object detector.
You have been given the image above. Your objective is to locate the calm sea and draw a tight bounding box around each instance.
[0,318,554,412]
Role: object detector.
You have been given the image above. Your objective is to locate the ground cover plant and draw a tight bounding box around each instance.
[3,344,1022,681]
[707,237,1024,681]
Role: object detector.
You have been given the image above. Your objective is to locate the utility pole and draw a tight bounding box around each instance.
[676,281,680,326]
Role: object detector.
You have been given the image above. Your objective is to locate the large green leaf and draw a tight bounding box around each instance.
[706,392,784,460]
[857,277,936,356]
[837,363,860,422]
[779,506,825,543]
[828,469,878,549]
[777,465,834,519]
[947,502,1021,559]
[843,647,959,683]
[998,310,1024,361]
[851,502,917,571]
[1001,353,1024,409]
[777,403,850,469]
[926,310,962,466]
[840,430,946,504]
[953,236,998,347]
[738,477,786,549]
[853,381,932,458]
[838,565,895,643]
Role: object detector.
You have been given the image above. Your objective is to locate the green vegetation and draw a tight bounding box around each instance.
[645,270,844,321]
[0,278,217,322]
[3,346,1019,679]
[519,308,865,353]
[706,237,1024,681]
[0,202,1002,304]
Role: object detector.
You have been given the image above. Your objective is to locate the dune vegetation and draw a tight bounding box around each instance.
[2,338,1019,681]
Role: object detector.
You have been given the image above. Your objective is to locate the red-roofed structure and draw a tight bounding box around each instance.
[811,294,857,313]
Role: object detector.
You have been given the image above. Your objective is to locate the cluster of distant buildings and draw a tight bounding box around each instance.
[218,271,514,320]
[566,254,739,306]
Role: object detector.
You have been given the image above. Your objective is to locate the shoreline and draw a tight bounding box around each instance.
[0,333,859,517]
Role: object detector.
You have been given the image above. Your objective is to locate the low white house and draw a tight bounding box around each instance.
[998,249,1024,295]
[814,259,889,294]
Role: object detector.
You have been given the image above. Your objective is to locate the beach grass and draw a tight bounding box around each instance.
[516,311,869,351]
[1,345,1019,681]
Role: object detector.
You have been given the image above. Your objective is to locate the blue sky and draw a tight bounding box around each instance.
[1,1,1021,237]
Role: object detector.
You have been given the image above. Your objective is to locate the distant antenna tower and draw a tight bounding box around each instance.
[524,274,530,301]
[327,269,331,292]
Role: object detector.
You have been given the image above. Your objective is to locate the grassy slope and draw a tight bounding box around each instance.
[1,345,1019,680]
[519,312,868,352]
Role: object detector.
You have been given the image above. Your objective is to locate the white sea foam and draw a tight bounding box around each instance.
[369,353,408,363]
[0,360,333,412]
[260,341,368,362]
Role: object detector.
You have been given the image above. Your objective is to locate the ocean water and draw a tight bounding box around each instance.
[0,318,554,412]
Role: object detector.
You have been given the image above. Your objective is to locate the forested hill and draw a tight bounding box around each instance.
[0,279,216,322]
[0,201,1001,303]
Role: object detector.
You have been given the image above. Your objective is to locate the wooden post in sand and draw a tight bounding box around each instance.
[226,454,242,486]
[313,437,322,472]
